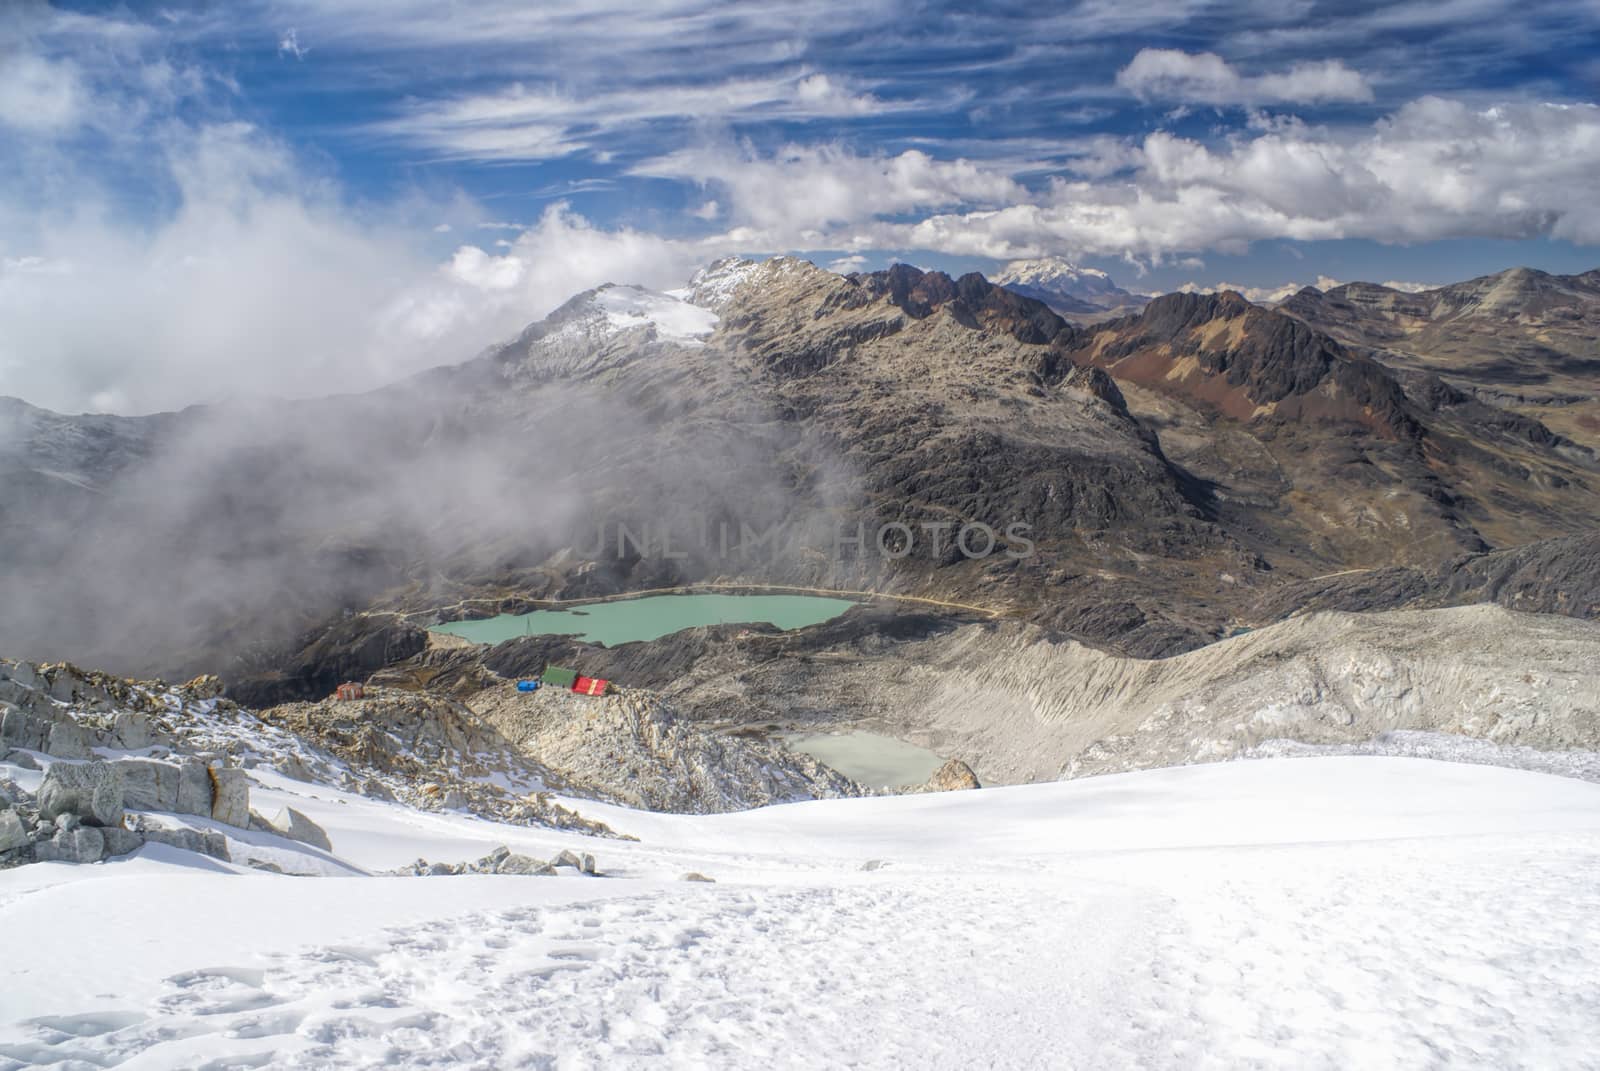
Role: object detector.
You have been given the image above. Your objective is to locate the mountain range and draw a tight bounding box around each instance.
[0,259,1596,700]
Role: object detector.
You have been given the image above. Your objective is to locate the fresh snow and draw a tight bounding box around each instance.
[993,255,1113,287]
[592,285,719,344]
[4,757,1600,1069]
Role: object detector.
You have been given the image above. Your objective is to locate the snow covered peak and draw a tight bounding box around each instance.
[992,256,1144,314]
[677,256,821,314]
[591,284,719,343]
[994,256,1112,288]
[679,257,762,313]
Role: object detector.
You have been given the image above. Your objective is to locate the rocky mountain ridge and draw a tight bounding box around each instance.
[1279,266,1600,450]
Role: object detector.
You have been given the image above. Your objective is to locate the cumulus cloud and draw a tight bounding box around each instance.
[383,203,706,352]
[1116,48,1374,106]
[632,144,1026,242]
[858,98,1600,260]
[1172,274,1343,304]
[0,116,708,415]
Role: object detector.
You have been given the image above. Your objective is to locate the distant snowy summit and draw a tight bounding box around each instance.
[993,256,1149,317]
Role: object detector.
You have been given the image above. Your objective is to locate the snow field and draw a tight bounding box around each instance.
[3,756,1600,1069]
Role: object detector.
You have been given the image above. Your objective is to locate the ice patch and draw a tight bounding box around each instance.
[593,285,718,344]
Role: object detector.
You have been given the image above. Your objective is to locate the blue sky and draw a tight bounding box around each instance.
[3,0,1600,411]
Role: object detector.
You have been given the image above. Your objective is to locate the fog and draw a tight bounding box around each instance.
[0,303,870,680]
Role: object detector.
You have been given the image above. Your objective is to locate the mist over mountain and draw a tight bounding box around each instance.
[3,257,1597,697]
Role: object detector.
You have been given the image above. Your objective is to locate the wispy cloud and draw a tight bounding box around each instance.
[371,72,918,162]
[276,28,308,60]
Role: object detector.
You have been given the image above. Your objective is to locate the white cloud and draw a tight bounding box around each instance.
[633,144,1026,241]
[0,51,88,131]
[376,202,708,356]
[445,245,525,291]
[1173,274,1343,304]
[0,111,711,415]
[376,71,913,161]
[793,74,882,116]
[854,98,1600,260]
[277,28,308,60]
[1116,49,1373,106]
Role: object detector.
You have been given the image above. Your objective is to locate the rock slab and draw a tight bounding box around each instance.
[38,762,124,828]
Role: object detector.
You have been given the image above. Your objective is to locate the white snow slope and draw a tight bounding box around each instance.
[4,756,1600,1069]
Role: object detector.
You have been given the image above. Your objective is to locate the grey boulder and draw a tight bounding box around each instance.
[264,807,331,851]
[0,808,27,853]
[208,767,251,828]
[117,759,182,812]
[495,853,556,876]
[175,761,214,817]
[111,713,154,750]
[44,720,92,760]
[136,824,230,862]
[38,761,124,828]
[0,707,46,752]
[101,826,145,858]
[4,749,40,771]
[36,825,105,864]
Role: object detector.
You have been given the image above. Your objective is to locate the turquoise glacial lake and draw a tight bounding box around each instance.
[430,593,857,647]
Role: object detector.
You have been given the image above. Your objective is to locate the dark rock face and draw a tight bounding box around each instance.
[1251,532,1600,623]
[227,616,428,708]
[1440,532,1600,618]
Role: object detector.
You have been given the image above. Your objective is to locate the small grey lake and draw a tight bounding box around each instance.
[782,731,946,788]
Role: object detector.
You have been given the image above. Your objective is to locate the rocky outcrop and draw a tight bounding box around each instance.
[468,683,863,814]
[389,844,598,878]
[923,759,981,792]
[35,823,108,864]
[227,617,429,709]
[601,601,1600,787]
[255,686,615,834]
[254,807,332,852]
